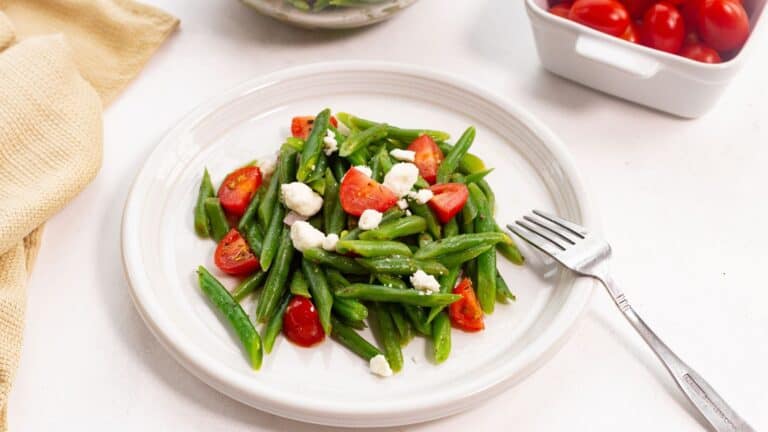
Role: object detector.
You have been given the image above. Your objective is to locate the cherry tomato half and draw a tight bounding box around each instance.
[697,0,750,52]
[449,278,484,332]
[339,168,398,217]
[641,2,686,53]
[549,2,573,17]
[569,0,631,36]
[218,166,262,216]
[680,42,723,62]
[291,115,339,140]
[283,296,325,347]
[428,183,469,224]
[214,229,260,276]
[407,135,444,184]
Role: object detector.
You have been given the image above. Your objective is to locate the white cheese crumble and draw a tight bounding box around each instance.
[397,198,409,210]
[410,270,441,294]
[283,211,308,227]
[383,162,419,197]
[389,149,416,162]
[336,121,351,136]
[405,209,412,216]
[354,165,373,178]
[322,233,339,252]
[257,153,278,180]
[290,221,326,252]
[280,182,323,217]
[358,209,383,230]
[369,354,393,377]
[323,129,338,156]
[408,189,434,204]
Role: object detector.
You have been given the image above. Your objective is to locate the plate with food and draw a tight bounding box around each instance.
[241,0,420,29]
[121,62,595,427]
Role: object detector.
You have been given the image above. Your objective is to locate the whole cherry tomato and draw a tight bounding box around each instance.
[623,0,654,18]
[680,42,723,62]
[283,296,325,347]
[697,0,750,52]
[569,0,631,36]
[641,2,686,53]
[549,2,573,17]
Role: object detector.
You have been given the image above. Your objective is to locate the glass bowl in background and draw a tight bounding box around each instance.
[241,0,420,29]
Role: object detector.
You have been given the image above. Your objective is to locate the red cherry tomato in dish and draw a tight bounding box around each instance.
[218,166,262,216]
[339,168,398,217]
[697,0,750,52]
[449,278,484,332]
[283,296,325,347]
[641,2,686,53]
[620,21,641,42]
[291,115,339,140]
[549,2,573,17]
[623,0,655,18]
[407,135,444,184]
[428,183,469,224]
[214,229,260,276]
[569,0,631,36]
[680,42,723,62]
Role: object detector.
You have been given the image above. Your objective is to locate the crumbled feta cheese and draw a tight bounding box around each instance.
[397,199,409,210]
[280,182,323,217]
[358,209,383,230]
[257,153,278,180]
[354,165,373,178]
[383,163,419,197]
[283,211,308,226]
[322,233,339,251]
[290,221,326,252]
[408,189,434,204]
[323,129,338,156]
[389,149,416,162]
[336,121,351,136]
[410,270,441,294]
[405,209,412,216]
[369,354,393,377]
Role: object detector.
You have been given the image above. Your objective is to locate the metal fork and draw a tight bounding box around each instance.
[508,210,754,432]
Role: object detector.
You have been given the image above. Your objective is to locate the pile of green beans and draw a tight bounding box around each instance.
[192,109,525,374]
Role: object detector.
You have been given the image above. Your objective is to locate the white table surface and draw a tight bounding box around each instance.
[9,0,768,430]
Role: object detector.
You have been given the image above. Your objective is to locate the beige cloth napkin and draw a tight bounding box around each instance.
[0,1,178,428]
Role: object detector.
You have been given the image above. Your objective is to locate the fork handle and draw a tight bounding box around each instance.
[601,275,754,432]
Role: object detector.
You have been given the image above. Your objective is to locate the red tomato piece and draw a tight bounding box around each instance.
[623,0,654,18]
[407,135,444,184]
[428,183,469,224]
[697,0,749,52]
[641,2,686,53]
[283,296,325,347]
[620,21,641,42]
[449,278,484,332]
[218,166,262,216]
[549,2,573,17]
[214,229,260,276]
[339,168,398,217]
[569,0,631,36]
[290,115,338,140]
[680,42,723,62]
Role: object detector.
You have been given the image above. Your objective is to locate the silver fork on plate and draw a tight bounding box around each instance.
[508,210,754,432]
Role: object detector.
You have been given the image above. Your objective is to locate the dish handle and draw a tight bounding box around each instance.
[574,35,661,79]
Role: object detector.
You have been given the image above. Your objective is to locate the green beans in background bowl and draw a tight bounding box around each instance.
[240,0,420,29]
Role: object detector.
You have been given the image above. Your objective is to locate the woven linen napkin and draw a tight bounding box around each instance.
[0,1,178,428]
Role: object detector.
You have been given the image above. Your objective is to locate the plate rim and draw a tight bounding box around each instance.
[121,61,597,427]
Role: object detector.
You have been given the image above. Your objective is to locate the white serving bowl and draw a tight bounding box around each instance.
[525,0,767,118]
[241,0,419,29]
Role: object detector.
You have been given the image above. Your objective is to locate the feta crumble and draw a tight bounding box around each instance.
[369,354,393,377]
[322,233,339,252]
[257,153,278,180]
[410,270,441,294]
[283,211,308,226]
[280,182,323,217]
[290,221,325,252]
[358,209,383,230]
[354,165,373,178]
[336,121,351,136]
[383,162,419,197]
[396,198,409,210]
[389,149,416,162]
[323,129,338,156]
[408,189,434,204]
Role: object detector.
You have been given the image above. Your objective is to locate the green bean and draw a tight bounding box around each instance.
[426,266,462,323]
[263,291,291,354]
[418,232,433,249]
[297,108,331,181]
[194,168,215,237]
[343,208,404,240]
[244,223,264,256]
[257,175,279,231]
[375,274,430,335]
[468,183,496,314]
[461,192,479,223]
[237,185,262,232]
[302,248,369,275]
[336,316,367,331]
[437,126,476,183]
[408,201,441,239]
[443,217,459,238]
[388,304,413,346]
[358,216,426,240]
[279,147,299,184]
[339,123,388,157]
[438,142,486,175]
[301,258,333,334]
[232,270,267,302]
[325,268,350,292]
[330,156,347,182]
[414,176,430,189]
[477,179,496,214]
[370,146,386,182]
[304,152,328,185]
[203,198,229,242]
[459,168,494,184]
[431,311,451,364]
[286,0,310,10]
[336,284,461,307]
[197,266,262,369]
[346,147,370,166]
[330,316,382,360]
[283,137,305,152]
[332,296,368,322]
[356,256,448,276]
[337,112,450,142]
[259,200,285,271]
[309,213,324,230]
[323,169,346,234]
[494,223,525,265]
[377,147,394,175]
[375,273,407,289]
[289,270,311,298]
[496,271,516,303]
[414,232,510,259]
[335,240,412,257]
[255,228,295,323]
[370,302,403,373]
[435,244,493,268]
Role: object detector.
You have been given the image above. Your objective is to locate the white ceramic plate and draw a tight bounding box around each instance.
[241,0,419,29]
[121,62,595,428]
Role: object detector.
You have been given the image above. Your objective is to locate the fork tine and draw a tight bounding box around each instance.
[532,209,588,238]
[523,214,579,244]
[507,223,563,259]
[516,220,569,250]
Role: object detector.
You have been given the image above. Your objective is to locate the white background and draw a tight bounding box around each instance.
[9,0,768,430]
